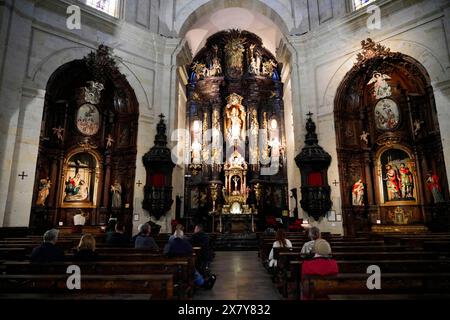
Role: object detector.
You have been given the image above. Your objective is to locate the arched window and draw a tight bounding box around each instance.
[353,0,376,11]
[85,0,119,17]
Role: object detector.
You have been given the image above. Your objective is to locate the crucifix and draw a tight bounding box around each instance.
[136,180,142,187]
[18,171,28,180]
[332,179,339,186]
[306,111,314,119]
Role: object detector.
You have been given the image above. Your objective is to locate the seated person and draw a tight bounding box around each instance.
[30,229,64,263]
[134,223,159,251]
[105,222,130,246]
[302,239,338,277]
[73,234,97,261]
[301,239,338,300]
[190,224,210,274]
[300,226,321,258]
[268,228,292,268]
[164,229,192,257]
[131,223,144,243]
[168,224,184,242]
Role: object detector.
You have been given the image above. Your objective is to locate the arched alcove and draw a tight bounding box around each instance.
[334,40,449,234]
[30,46,139,233]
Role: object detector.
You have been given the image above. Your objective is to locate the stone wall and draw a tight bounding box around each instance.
[0,0,448,236]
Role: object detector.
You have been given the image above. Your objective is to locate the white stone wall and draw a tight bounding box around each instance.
[0,0,448,236]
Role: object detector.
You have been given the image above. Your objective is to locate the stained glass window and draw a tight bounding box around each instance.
[353,0,376,10]
[85,0,119,17]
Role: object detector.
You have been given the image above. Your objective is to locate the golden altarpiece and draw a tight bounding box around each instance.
[184,30,288,232]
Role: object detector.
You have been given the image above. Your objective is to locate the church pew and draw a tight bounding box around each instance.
[284,259,450,299]
[328,293,450,300]
[1,259,195,299]
[0,248,27,260]
[301,273,450,300]
[0,274,174,299]
[0,293,153,300]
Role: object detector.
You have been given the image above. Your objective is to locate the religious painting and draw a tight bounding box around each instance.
[379,148,416,203]
[374,98,400,130]
[76,103,100,135]
[63,153,96,205]
[367,71,391,99]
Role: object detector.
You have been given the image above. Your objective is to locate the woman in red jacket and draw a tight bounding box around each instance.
[301,239,338,299]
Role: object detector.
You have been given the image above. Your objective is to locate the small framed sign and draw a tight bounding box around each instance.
[327,210,337,222]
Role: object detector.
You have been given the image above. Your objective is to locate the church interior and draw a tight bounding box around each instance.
[0,0,450,304]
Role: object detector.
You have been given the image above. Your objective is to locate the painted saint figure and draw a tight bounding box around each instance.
[111,180,122,208]
[399,163,414,198]
[384,164,401,201]
[426,172,444,203]
[352,179,364,206]
[367,71,391,99]
[36,178,51,206]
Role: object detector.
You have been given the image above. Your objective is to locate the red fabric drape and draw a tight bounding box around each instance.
[307,172,323,186]
[151,173,165,187]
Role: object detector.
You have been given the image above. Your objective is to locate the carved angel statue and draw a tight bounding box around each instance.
[84,81,104,105]
[360,131,369,144]
[367,71,391,99]
[413,119,424,136]
[106,134,114,149]
[262,59,277,77]
[52,126,64,141]
[191,61,207,79]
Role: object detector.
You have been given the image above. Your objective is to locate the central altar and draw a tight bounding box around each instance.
[183,30,289,232]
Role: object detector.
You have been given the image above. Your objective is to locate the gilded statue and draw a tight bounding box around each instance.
[225,94,246,143]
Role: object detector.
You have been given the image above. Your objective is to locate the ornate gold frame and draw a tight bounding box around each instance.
[60,147,102,208]
[375,144,420,206]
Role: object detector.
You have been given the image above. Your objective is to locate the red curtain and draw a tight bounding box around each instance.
[151,173,165,187]
[307,172,323,186]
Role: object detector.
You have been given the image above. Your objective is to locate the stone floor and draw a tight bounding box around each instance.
[194,251,283,300]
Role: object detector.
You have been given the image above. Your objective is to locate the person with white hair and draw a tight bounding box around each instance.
[30,229,64,262]
[164,229,192,257]
[300,226,321,258]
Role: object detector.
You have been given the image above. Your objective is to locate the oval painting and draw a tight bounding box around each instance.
[374,98,400,130]
[76,103,100,136]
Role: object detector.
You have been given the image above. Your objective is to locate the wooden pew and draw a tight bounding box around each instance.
[285,259,450,299]
[1,259,195,299]
[302,273,450,299]
[0,274,174,299]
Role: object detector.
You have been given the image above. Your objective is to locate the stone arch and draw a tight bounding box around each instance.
[322,38,448,115]
[30,46,151,114]
[176,0,293,38]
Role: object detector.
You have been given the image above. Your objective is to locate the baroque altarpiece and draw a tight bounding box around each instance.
[335,39,449,234]
[31,46,139,231]
[184,30,288,231]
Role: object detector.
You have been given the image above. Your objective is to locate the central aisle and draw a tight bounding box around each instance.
[194,251,283,300]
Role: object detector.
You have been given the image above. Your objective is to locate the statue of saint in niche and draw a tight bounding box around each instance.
[225,94,246,143]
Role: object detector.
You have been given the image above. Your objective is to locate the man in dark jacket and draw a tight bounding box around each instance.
[30,229,64,263]
[105,222,130,245]
[164,229,192,257]
[134,223,159,251]
[190,224,210,273]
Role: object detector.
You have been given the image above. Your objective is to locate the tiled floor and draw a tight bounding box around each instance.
[194,251,283,300]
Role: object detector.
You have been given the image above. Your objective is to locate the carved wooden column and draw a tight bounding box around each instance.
[102,152,111,207]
